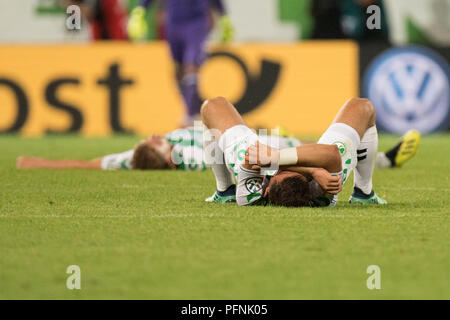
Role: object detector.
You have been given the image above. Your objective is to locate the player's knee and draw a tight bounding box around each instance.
[348,97,375,120]
[362,98,375,114]
[360,98,376,125]
[201,96,229,120]
[366,99,376,125]
[208,96,229,106]
[347,97,370,107]
[359,98,374,113]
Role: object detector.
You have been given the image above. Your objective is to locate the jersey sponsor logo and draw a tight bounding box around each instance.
[363,46,450,134]
[237,149,247,162]
[245,177,263,194]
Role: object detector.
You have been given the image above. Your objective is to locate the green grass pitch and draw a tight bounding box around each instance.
[0,134,449,299]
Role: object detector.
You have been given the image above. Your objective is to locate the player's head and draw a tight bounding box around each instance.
[131,135,174,170]
[265,171,314,207]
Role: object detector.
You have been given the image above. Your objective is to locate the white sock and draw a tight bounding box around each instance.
[211,163,235,192]
[375,152,392,169]
[203,138,234,192]
[354,126,378,195]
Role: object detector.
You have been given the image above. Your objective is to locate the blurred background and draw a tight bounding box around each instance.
[0,0,449,136]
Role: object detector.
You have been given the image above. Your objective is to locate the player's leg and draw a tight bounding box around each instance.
[17,157,102,170]
[330,98,376,138]
[178,22,209,126]
[201,97,242,203]
[201,96,245,133]
[201,97,247,203]
[318,97,374,181]
[204,151,236,203]
[166,29,196,126]
[204,139,236,203]
[177,63,202,127]
[330,98,386,204]
[375,130,421,169]
[320,98,386,204]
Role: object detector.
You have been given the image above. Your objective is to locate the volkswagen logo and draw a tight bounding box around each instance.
[363,46,450,134]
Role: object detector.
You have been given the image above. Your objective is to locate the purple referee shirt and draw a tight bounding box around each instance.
[141,0,225,25]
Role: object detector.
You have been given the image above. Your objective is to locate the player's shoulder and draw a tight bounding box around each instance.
[167,127,203,145]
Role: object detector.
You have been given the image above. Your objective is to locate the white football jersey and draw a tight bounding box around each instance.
[100,127,301,174]
[101,127,207,171]
[166,127,206,171]
[101,150,134,170]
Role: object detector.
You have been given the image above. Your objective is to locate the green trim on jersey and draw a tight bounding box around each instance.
[247,195,268,206]
[167,138,203,149]
[166,127,206,172]
[120,160,129,170]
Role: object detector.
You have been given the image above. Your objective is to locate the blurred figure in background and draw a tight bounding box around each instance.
[65,0,128,40]
[127,0,234,127]
[312,0,389,43]
[311,0,344,39]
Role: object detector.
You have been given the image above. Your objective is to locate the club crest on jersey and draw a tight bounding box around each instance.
[245,177,263,193]
[333,141,347,156]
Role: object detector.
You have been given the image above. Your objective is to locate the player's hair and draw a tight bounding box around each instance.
[268,176,313,207]
[131,142,170,170]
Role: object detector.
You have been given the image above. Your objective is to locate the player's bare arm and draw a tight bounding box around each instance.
[284,167,343,195]
[245,141,342,173]
[17,157,102,170]
[16,135,175,171]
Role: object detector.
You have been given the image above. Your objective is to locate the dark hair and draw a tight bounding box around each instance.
[131,143,170,170]
[268,176,313,207]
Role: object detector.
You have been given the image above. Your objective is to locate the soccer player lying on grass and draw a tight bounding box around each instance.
[201,96,419,206]
[16,127,301,171]
[17,127,206,171]
[17,124,419,174]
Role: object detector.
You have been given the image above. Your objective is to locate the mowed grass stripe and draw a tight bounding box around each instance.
[0,134,449,299]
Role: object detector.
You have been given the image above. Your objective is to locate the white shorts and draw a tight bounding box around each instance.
[218,125,259,175]
[318,123,360,185]
[218,125,302,176]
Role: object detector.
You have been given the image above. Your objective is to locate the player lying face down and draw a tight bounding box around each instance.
[201,96,388,206]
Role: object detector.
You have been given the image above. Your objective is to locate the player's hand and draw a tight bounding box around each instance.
[219,15,234,43]
[127,6,148,41]
[311,168,342,195]
[245,142,280,168]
